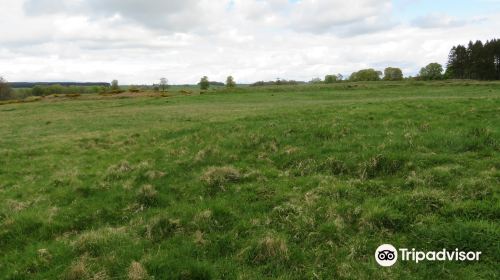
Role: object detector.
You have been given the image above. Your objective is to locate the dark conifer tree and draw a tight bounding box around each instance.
[446,38,499,80]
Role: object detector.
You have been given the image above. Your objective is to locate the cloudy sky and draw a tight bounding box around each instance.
[1,0,499,84]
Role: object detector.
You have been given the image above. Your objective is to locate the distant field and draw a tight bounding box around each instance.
[0,81,499,279]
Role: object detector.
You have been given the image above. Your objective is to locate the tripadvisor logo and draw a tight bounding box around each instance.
[375,244,482,267]
[375,244,398,267]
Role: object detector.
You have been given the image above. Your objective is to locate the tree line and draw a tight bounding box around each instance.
[2,38,499,101]
[446,39,500,80]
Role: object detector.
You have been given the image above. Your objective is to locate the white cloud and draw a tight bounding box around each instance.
[0,0,498,84]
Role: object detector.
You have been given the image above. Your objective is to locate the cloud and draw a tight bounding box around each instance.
[288,0,394,35]
[411,13,466,29]
[23,0,224,32]
[0,0,498,84]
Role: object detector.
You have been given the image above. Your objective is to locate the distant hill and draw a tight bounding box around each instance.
[9,82,110,88]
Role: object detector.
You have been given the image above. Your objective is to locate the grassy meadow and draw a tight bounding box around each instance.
[0,81,499,279]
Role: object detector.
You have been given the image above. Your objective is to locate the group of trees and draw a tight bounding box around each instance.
[314,67,404,83]
[446,39,500,80]
[2,38,498,101]
[250,79,303,87]
[199,76,236,90]
[349,67,404,82]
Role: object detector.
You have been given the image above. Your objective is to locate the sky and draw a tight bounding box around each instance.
[0,0,499,84]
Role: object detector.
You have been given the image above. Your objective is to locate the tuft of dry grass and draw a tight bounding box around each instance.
[66,258,89,280]
[37,248,52,264]
[128,261,149,280]
[105,161,134,180]
[251,234,289,264]
[193,230,207,245]
[200,166,241,193]
[144,170,165,180]
[72,227,127,257]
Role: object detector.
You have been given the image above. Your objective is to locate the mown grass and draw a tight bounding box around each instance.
[0,81,499,279]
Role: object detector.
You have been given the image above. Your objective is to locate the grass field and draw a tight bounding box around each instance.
[0,81,499,279]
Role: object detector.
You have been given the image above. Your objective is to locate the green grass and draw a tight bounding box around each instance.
[0,81,499,279]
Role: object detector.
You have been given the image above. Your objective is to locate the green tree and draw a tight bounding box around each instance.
[324,75,337,84]
[446,45,468,79]
[160,78,169,92]
[226,76,236,88]
[111,80,119,91]
[349,69,382,81]
[199,76,209,90]
[0,76,13,100]
[383,67,403,81]
[419,63,444,80]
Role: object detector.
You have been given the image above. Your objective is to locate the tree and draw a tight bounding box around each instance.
[111,80,119,91]
[199,76,209,90]
[0,76,13,100]
[159,78,169,92]
[383,67,403,81]
[446,45,468,79]
[419,63,444,80]
[337,74,344,81]
[446,38,500,80]
[324,75,337,84]
[349,69,382,81]
[226,76,236,88]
